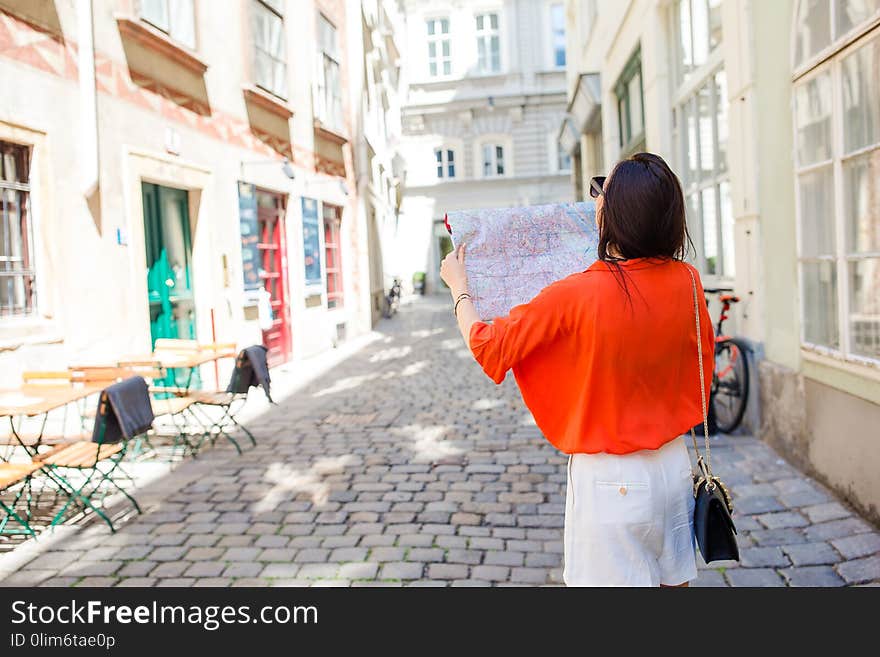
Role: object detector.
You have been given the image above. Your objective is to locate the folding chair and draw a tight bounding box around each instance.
[0,461,43,537]
[35,376,154,532]
[70,365,199,459]
[187,345,272,454]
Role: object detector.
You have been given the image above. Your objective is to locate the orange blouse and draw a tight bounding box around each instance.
[469,258,715,455]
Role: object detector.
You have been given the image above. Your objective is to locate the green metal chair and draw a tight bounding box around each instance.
[187,346,271,454]
[0,461,43,538]
[35,377,154,532]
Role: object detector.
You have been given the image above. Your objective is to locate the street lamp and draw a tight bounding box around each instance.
[239,157,296,180]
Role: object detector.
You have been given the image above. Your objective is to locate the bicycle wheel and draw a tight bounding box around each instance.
[712,337,750,433]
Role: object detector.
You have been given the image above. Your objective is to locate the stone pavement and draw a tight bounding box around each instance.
[1,295,878,587]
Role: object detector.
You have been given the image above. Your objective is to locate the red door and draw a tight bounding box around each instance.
[256,189,291,367]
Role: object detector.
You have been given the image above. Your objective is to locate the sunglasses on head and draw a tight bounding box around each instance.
[589,176,606,199]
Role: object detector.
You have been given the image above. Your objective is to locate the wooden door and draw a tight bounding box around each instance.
[256,189,291,367]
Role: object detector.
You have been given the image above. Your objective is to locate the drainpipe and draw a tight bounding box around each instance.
[78,0,100,199]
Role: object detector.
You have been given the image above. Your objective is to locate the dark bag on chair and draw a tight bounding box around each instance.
[92,376,155,445]
[227,345,273,402]
[685,266,739,564]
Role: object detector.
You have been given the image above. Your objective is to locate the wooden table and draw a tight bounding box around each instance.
[120,351,229,369]
[0,384,103,457]
[0,385,103,418]
[118,349,235,392]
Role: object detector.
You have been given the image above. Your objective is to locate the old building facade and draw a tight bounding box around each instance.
[0,0,405,384]
[396,0,574,293]
[354,0,407,323]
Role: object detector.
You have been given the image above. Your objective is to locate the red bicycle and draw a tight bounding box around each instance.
[704,287,750,433]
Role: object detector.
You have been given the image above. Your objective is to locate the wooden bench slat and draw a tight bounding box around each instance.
[0,433,88,447]
[0,462,42,490]
[39,440,123,467]
[41,441,96,466]
[151,397,194,416]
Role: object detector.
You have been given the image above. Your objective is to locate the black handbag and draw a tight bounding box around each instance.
[686,267,739,564]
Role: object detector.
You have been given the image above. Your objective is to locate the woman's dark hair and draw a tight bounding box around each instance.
[594,152,693,307]
[597,152,693,263]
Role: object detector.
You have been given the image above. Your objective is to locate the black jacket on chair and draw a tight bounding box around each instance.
[92,376,155,444]
[227,345,273,402]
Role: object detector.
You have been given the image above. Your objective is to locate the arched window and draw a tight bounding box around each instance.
[792,0,880,361]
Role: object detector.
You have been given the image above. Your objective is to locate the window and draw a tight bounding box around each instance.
[316,14,343,132]
[252,0,287,98]
[139,0,196,49]
[476,13,501,74]
[793,0,880,70]
[674,0,722,84]
[615,49,645,156]
[323,204,343,309]
[426,17,451,77]
[793,10,880,361]
[435,148,456,179]
[481,144,505,177]
[1,141,35,317]
[557,141,572,172]
[550,3,566,67]
[673,1,731,277]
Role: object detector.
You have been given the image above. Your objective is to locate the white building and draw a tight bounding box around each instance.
[560,0,880,523]
[0,0,406,387]
[396,0,574,293]
[352,0,408,323]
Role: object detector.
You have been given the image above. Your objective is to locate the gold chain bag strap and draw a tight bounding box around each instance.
[687,265,738,562]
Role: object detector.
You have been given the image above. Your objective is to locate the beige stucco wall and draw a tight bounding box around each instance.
[762,359,880,524]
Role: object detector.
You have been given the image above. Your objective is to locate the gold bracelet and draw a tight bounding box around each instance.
[454,294,472,318]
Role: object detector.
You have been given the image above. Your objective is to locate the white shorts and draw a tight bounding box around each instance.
[563,435,697,587]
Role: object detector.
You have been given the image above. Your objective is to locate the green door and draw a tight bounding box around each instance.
[142,183,197,384]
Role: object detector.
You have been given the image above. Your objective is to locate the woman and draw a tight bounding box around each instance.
[440,152,714,587]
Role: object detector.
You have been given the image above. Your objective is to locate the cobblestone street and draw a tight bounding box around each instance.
[1,296,878,587]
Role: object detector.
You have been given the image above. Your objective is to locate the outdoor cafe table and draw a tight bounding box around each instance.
[117,348,235,393]
[0,383,115,535]
[0,384,103,455]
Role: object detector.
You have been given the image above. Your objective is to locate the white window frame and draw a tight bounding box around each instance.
[139,0,197,49]
[0,140,37,319]
[791,0,880,79]
[793,23,880,365]
[426,16,452,79]
[315,13,343,133]
[475,136,512,179]
[615,49,647,158]
[548,2,566,69]
[434,146,457,179]
[475,11,501,74]
[670,1,731,279]
[548,133,572,173]
[251,0,287,99]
